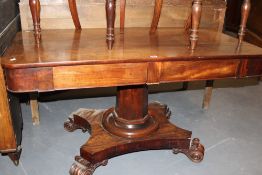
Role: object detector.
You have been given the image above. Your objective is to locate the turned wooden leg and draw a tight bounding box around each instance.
[190,0,202,50]
[150,0,164,34]
[238,0,251,45]
[29,0,41,44]
[106,0,116,49]
[120,0,126,33]
[30,93,40,125]
[68,0,81,30]
[202,80,214,110]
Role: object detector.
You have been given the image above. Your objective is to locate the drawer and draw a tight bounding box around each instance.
[5,67,54,92]
[246,59,262,77]
[160,60,240,82]
[53,63,148,89]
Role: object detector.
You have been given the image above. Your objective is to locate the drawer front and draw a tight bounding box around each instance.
[5,67,54,92]
[238,59,262,78]
[53,63,148,89]
[160,60,240,82]
[246,59,262,77]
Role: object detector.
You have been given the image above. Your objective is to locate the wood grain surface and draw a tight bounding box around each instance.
[0,67,16,152]
[69,106,191,163]
[160,60,240,82]
[2,28,262,69]
[53,63,147,90]
[1,28,262,92]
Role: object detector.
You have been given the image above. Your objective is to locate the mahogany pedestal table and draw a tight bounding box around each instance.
[2,28,262,175]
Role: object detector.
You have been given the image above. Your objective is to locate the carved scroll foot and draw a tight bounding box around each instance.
[69,156,108,175]
[64,118,84,132]
[148,101,171,119]
[173,138,204,163]
[64,110,93,133]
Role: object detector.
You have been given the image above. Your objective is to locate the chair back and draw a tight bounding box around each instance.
[68,0,161,33]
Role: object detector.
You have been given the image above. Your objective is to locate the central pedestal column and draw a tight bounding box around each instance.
[102,85,159,138]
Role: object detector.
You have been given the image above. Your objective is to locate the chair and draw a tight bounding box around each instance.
[70,1,226,112]
[150,0,250,111]
[151,0,213,110]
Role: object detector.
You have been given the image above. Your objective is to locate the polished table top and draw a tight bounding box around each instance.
[1,28,262,93]
[2,28,262,69]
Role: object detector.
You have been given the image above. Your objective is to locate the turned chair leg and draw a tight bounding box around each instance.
[30,93,40,125]
[236,0,251,52]
[202,80,214,110]
[238,0,251,45]
[29,0,41,44]
[68,0,81,30]
[105,0,116,49]
[190,0,202,50]
[150,0,164,34]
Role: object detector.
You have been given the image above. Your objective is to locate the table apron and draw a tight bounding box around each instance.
[4,59,262,93]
